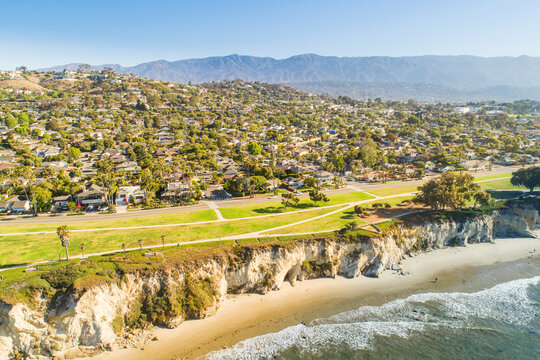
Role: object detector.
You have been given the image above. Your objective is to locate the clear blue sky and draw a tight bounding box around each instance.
[1,0,539,69]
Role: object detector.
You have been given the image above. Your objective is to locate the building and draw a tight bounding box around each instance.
[76,184,108,208]
[116,186,145,205]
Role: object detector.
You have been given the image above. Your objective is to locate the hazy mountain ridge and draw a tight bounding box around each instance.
[39,54,540,101]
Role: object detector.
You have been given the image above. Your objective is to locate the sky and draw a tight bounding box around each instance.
[1,0,539,69]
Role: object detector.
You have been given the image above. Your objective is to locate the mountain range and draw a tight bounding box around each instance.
[40,54,540,102]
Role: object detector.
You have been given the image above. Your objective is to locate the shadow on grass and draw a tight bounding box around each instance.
[252,203,318,214]
[0,262,31,270]
[486,190,524,200]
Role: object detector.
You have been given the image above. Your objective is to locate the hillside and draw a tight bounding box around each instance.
[39,54,540,102]
[0,79,47,92]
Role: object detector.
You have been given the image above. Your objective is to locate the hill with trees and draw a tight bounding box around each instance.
[38,54,540,102]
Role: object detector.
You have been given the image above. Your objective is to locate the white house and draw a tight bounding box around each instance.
[115,186,145,205]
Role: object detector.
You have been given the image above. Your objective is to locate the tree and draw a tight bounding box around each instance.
[413,173,481,210]
[122,243,127,253]
[5,116,17,129]
[341,221,358,233]
[309,188,329,206]
[34,186,52,211]
[95,159,117,208]
[304,176,317,188]
[161,235,165,248]
[473,191,495,208]
[281,192,299,209]
[137,239,143,250]
[14,167,38,216]
[511,167,540,193]
[247,141,262,155]
[250,175,267,191]
[354,205,368,217]
[80,243,86,259]
[67,201,77,212]
[57,225,71,261]
[359,138,380,168]
[67,147,81,162]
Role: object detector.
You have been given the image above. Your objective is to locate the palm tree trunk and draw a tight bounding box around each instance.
[64,246,70,261]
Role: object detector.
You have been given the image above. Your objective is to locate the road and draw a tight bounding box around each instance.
[0,192,416,272]
[0,165,523,226]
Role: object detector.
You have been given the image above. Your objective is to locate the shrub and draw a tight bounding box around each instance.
[41,265,83,290]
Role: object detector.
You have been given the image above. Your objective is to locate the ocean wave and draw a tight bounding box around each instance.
[204,276,540,360]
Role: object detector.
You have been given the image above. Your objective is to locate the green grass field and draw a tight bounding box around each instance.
[0,206,342,266]
[267,195,413,235]
[0,209,218,234]
[367,184,419,197]
[219,191,374,219]
[473,173,512,181]
[479,178,526,191]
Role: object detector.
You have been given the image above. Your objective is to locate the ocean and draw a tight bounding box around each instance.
[205,276,540,360]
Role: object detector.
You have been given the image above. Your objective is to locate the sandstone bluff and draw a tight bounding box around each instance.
[1,202,539,359]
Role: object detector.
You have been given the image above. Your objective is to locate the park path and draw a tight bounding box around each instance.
[0,198,418,273]
[204,201,225,220]
[0,193,415,272]
[0,175,521,272]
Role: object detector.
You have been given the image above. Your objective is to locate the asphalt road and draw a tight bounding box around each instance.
[0,165,523,225]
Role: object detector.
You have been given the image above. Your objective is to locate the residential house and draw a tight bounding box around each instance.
[76,184,108,208]
[161,182,191,201]
[314,170,334,185]
[116,186,145,205]
[53,195,72,211]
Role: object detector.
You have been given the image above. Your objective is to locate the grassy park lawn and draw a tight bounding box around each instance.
[264,208,363,234]
[474,173,512,181]
[0,206,341,266]
[479,178,526,191]
[267,195,414,235]
[367,184,419,197]
[219,191,374,219]
[0,209,218,234]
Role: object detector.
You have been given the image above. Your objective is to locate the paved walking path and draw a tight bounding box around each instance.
[204,201,225,220]
[0,174,522,272]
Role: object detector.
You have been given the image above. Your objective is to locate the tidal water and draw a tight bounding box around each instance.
[205,276,540,360]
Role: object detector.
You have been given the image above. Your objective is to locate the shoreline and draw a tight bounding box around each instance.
[90,236,540,360]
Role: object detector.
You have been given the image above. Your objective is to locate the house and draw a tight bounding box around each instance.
[0,200,12,212]
[53,195,72,211]
[285,177,304,188]
[32,146,60,157]
[161,182,191,201]
[266,178,281,191]
[223,168,239,180]
[115,161,141,174]
[460,160,488,171]
[76,184,108,208]
[116,186,145,205]
[314,170,334,185]
[10,200,30,213]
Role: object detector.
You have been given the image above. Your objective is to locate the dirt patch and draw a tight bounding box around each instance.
[359,205,427,225]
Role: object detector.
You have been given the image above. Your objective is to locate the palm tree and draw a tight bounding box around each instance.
[56,225,71,261]
[79,242,85,259]
[137,239,143,250]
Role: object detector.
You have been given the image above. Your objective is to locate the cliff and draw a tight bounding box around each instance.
[1,202,539,359]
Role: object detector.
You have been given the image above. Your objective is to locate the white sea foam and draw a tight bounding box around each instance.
[204,276,540,360]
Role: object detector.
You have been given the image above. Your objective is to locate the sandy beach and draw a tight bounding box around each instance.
[90,236,540,360]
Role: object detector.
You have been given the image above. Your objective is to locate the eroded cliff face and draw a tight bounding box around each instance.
[1,205,538,359]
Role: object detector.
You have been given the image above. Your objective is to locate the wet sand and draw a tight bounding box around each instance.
[90,236,540,360]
